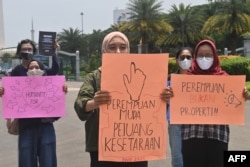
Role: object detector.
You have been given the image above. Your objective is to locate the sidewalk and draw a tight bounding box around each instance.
[0,81,249,167]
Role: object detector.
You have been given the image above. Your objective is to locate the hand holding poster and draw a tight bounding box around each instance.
[2,76,66,118]
[170,74,246,125]
[99,53,168,162]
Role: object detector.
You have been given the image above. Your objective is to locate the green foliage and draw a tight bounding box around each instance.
[54,0,250,80]
[220,57,250,80]
[57,28,82,53]
[88,54,101,71]
[1,53,12,63]
[246,81,250,91]
[121,0,173,53]
[168,58,178,74]
[159,3,206,48]
[55,0,250,56]
[202,0,250,54]
[80,53,101,77]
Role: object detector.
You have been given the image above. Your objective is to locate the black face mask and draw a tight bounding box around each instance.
[20,52,33,60]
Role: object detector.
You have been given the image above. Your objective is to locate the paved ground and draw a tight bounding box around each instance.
[0,81,250,167]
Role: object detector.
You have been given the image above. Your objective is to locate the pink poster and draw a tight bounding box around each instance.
[2,76,66,118]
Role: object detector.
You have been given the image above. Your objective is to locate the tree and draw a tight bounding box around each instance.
[158,3,207,50]
[202,0,250,54]
[57,27,82,52]
[81,29,105,72]
[57,27,82,74]
[122,0,173,53]
[86,29,106,58]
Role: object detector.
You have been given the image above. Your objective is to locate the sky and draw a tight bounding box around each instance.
[2,0,206,48]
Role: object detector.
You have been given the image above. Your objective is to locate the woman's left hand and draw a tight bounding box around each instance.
[160,86,173,102]
[243,87,249,101]
[63,84,68,94]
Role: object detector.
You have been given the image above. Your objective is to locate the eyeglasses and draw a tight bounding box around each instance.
[178,55,192,61]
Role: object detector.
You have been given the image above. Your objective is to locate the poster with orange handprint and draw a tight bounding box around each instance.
[99,53,169,162]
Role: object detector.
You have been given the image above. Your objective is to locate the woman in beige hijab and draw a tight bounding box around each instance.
[74,31,146,167]
[74,31,172,167]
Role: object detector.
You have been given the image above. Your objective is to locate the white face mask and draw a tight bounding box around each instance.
[196,57,214,70]
[178,58,192,70]
[27,69,45,76]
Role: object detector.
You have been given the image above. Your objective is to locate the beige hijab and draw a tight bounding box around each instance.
[101,31,130,53]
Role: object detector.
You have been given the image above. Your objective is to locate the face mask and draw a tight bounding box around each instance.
[196,57,214,70]
[20,52,33,60]
[27,69,45,76]
[178,58,192,70]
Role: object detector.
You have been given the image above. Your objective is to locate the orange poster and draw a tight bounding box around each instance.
[99,53,169,162]
[170,74,246,125]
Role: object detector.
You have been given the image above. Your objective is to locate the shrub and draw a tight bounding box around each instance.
[220,57,250,80]
[168,58,178,74]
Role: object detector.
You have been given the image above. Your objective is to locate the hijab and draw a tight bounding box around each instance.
[187,39,228,75]
[101,31,130,53]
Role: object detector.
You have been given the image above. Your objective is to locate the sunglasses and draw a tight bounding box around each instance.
[178,55,192,61]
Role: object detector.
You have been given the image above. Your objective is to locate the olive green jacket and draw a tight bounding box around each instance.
[74,69,101,152]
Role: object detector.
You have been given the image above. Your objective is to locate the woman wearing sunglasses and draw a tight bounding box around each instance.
[167,47,193,167]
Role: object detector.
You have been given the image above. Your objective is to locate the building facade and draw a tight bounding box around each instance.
[113,9,131,24]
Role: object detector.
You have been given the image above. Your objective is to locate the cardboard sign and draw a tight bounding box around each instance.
[39,31,56,56]
[2,76,66,118]
[170,74,246,125]
[99,53,169,162]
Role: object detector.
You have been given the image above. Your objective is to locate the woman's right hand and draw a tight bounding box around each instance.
[93,90,111,106]
[160,86,174,102]
[0,87,4,97]
[243,87,249,101]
